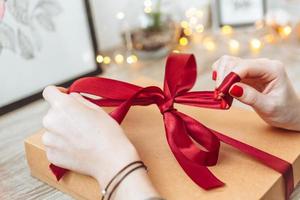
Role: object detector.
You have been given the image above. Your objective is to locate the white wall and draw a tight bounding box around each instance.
[90,0,300,51]
[89,0,140,50]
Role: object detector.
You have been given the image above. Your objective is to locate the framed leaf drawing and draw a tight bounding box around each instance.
[0,0,101,115]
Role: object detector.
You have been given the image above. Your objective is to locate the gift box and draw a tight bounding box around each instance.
[25,104,300,200]
[25,54,300,200]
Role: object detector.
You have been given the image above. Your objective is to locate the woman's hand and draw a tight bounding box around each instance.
[212,55,300,131]
[42,86,140,186]
[42,86,160,200]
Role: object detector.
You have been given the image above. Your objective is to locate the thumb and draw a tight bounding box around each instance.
[229,83,266,111]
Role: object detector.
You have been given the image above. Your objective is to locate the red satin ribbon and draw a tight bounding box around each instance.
[49,53,293,199]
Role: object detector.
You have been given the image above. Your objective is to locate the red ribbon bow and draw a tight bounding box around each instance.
[49,54,293,199]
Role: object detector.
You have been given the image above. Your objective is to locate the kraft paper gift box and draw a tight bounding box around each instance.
[25,77,300,200]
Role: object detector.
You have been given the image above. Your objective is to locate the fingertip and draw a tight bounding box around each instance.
[232,67,245,80]
[231,59,268,80]
[212,70,217,81]
[229,84,244,98]
[43,85,58,100]
[43,85,67,106]
[42,131,52,147]
[43,85,54,95]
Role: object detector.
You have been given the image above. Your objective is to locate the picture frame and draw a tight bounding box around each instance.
[212,0,267,28]
[0,0,102,115]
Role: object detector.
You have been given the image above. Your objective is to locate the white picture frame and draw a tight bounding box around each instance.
[0,0,101,115]
[211,0,266,28]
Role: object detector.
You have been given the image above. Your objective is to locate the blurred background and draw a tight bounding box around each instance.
[92,0,300,48]
[1,0,300,112]
[90,0,300,101]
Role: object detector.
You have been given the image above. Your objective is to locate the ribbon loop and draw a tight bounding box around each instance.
[163,54,197,98]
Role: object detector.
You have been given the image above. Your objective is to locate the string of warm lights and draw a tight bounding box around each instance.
[144,0,152,14]
[96,54,138,65]
[177,17,293,54]
[98,2,295,66]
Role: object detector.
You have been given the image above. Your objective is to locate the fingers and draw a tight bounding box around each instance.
[43,131,75,169]
[43,86,68,106]
[42,108,63,132]
[42,131,66,150]
[229,83,267,111]
[43,86,103,113]
[212,56,282,87]
[44,146,71,169]
[211,55,241,87]
[231,58,280,80]
[43,86,84,117]
[42,108,70,138]
[69,92,104,111]
[211,59,220,82]
[42,110,54,131]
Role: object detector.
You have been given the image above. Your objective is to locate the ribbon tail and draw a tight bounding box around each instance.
[213,130,294,200]
[176,156,224,190]
[69,77,142,100]
[163,111,224,190]
[49,164,69,181]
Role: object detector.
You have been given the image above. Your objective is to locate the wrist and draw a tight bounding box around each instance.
[94,144,141,187]
[94,152,160,200]
[113,166,159,200]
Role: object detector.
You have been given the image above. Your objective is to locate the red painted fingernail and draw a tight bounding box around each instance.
[212,71,217,80]
[229,85,243,97]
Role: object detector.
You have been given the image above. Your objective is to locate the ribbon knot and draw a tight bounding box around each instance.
[158,98,175,114]
[49,53,294,200]
[213,72,242,109]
